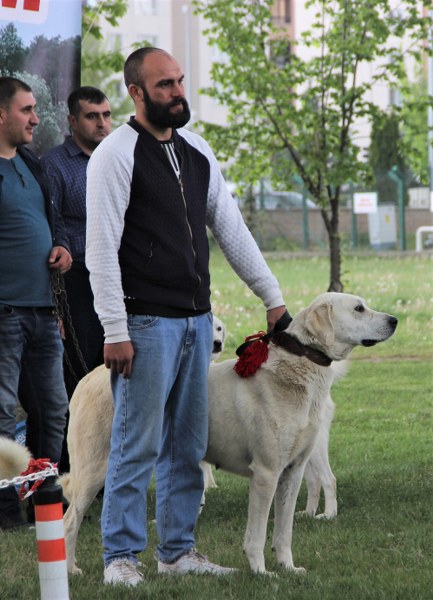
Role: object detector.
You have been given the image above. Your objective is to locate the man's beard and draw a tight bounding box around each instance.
[141,85,191,129]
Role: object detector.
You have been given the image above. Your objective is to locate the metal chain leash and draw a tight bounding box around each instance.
[51,270,89,382]
[0,466,58,491]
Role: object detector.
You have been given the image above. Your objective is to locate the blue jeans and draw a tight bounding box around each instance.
[102,313,213,565]
[0,305,68,510]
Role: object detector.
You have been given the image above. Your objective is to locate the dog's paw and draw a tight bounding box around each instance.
[315,511,337,520]
[278,562,306,575]
[69,565,83,576]
[292,566,306,575]
[295,510,316,518]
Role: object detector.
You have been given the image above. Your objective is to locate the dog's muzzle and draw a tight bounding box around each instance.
[361,315,398,346]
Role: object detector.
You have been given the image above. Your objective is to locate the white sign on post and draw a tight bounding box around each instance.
[353,192,378,214]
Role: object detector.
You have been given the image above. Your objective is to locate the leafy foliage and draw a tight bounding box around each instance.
[82,0,128,41]
[81,35,134,128]
[26,35,81,104]
[368,112,409,204]
[0,23,26,76]
[398,64,431,184]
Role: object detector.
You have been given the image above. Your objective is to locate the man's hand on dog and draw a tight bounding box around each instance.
[267,305,287,332]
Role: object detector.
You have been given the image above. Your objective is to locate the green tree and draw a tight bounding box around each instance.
[368,112,408,204]
[82,0,129,41]
[0,23,26,76]
[81,35,133,127]
[81,0,132,125]
[194,0,431,291]
[26,35,81,103]
[82,0,128,74]
[399,65,430,184]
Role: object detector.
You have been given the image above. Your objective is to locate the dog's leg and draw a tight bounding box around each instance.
[302,459,322,517]
[200,460,217,490]
[317,464,337,519]
[198,460,217,515]
[61,472,105,575]
[317,396,337,519]
[243,468,279,574]
[300,395,337,519]
[272,459,307,573]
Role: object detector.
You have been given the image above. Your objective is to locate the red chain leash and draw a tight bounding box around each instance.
[18,458,57,500]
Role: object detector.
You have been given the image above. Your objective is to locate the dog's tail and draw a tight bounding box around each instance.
[0,436,31,480]
[57,473,73,502]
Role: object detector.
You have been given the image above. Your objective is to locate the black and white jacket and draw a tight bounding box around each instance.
[86,118,284,343]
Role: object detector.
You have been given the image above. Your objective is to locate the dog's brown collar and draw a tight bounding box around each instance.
[271,331,333,367]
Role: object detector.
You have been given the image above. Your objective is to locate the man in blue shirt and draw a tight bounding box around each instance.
[41,87,112,472]
[0,77,72,530]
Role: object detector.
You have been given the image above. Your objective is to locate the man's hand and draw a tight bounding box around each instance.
[49,246,72,274]
[104,341,135,378]
[266,305,287,332]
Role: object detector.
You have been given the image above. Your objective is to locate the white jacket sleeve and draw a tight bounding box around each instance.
[85,125,136,343]
[179,130,285,311]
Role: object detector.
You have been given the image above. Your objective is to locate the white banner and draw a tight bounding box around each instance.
[0,0,81,154]
[353,192,378,214]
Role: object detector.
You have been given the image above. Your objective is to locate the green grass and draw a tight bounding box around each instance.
[1,249,432,599]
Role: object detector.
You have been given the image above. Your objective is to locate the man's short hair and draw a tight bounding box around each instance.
[0,77,32,108]
[67,86,109,117]
[124,47,165,88]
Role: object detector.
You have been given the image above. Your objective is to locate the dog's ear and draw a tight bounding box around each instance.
[304,302,334,347]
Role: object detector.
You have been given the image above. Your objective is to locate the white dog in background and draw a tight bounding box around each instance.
[0,437,31,481]
[59,294,397,574]
[200,315,226,494]
[211,315,226,361]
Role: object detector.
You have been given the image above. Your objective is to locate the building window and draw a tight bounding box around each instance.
[272,0,291,24]
[284,0,291,23]
[134,0,158,16]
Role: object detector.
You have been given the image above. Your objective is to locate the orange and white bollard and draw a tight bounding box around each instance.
[34,484,69,600]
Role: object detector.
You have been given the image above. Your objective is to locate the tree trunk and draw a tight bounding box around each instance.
[328,231,343,292]
[324,197,343,292]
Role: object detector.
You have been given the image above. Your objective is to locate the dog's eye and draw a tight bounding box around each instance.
[217,326,222,331]
[354,304,365,313]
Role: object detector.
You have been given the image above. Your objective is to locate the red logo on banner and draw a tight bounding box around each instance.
[2,0,41,10]
[0,0,47,23]
[1,0,41,12]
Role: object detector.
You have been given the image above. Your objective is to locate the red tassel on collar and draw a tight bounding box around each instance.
[233,331,270,378]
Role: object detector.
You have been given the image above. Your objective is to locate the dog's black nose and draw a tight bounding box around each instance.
[389,316,398,330]
[213,341,222,351]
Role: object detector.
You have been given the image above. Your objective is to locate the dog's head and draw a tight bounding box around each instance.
[212,315,226,361]
[289,292,398,361]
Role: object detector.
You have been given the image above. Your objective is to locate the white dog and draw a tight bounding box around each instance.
[0,437,31,481]
[200,315,226,495]
[211,314,226,360]
[60,294,397,574]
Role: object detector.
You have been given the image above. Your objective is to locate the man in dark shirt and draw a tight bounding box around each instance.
[41,87,112,472]
[0,77,71,530]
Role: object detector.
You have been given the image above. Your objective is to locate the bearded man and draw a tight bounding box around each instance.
[85,48,287,588]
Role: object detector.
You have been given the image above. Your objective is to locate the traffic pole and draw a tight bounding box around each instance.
[33,484,69,600]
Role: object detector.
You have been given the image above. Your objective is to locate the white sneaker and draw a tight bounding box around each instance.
[104,558,144,587]
[158,549,236,576]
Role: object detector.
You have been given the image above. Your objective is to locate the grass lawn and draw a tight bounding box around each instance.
[1,248,432,599]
